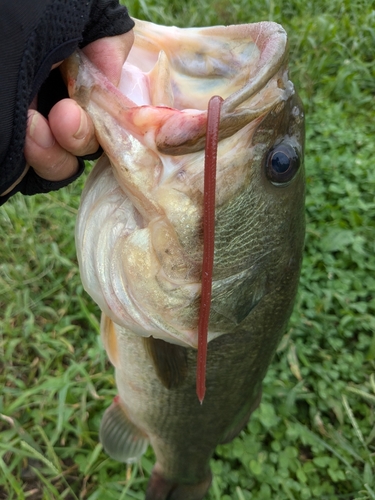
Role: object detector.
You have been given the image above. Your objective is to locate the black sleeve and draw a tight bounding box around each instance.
[0,0,134,205]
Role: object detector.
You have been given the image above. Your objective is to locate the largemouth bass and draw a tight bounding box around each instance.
[63,18,305,500]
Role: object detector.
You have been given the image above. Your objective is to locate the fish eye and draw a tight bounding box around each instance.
[265,143,300,185]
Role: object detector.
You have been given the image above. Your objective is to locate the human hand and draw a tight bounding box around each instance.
[3,30,134,196]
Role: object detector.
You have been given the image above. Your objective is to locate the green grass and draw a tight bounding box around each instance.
[1,0,375,498]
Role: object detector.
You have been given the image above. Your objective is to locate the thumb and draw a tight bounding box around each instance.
[82,30,134,86]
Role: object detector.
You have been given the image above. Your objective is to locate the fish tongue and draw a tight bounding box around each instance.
[196,95,223,404]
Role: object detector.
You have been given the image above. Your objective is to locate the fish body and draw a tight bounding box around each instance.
[64,18,305,500]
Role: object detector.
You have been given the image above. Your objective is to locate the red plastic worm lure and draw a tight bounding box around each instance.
[196,95,223,404]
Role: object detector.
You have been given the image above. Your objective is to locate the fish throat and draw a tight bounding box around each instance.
[197,95,223,404]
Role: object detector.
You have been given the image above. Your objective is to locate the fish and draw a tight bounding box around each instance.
[62,17,305,500]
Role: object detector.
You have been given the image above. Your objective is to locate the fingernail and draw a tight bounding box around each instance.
[73,108,88,140]
[29,112,55,149]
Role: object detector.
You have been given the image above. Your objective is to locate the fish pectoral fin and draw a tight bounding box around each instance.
[143,337,188,389]
[99,396,149,463]
[100,314,120,369]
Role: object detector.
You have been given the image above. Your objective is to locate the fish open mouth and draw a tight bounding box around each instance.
[117,19,293,156]
[64,19,292,157]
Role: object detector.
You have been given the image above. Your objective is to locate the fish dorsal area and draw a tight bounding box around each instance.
[65,19,292,349]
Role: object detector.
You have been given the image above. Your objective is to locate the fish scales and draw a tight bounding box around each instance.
[115,327,264,479]
[62,18,305,499]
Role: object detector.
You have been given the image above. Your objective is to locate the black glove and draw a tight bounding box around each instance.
[0,0,134,205]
